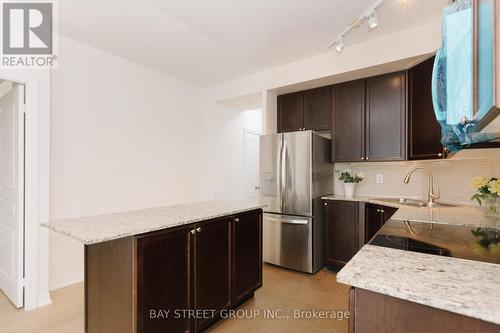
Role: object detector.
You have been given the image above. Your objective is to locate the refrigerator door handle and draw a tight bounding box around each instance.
[277,135,284,212]
[265,216,309,225]
[281,140,287,212]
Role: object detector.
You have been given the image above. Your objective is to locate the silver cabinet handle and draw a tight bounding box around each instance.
[190,229,196,235]
[361,156,365,160]
[234,218,240,223]
[380,209,385,213]
[196,227,202,233]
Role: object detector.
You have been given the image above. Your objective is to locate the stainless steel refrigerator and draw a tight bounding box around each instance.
[260,130,333,273]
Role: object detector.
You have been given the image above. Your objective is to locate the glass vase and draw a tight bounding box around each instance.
[483,196,500,219]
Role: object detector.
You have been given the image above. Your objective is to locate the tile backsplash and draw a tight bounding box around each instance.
[333,149,500,205]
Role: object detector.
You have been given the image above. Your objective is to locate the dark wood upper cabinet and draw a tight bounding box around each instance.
[408,56,444,160]
[136,226,193,333]
[278,87,332,133]
[232,210,262,305]
[366,72,406,161]
[325,200,360,266]
[332,80,366,162]
[303,86,331,131]
[278,92,303,133]
[278,60,443,161]
[194,218,231,332]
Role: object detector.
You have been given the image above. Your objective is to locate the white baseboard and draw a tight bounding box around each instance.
[37,292,52,308]
[49,273,84,291]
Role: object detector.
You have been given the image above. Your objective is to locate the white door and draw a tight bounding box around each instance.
[0,84,25,308]
[244,130,260,203]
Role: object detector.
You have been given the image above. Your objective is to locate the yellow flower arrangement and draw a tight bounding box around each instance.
[471,176,499,205]
[471,176,489,189]
[488,180,500,195]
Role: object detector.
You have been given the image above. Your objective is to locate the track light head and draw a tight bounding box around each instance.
[368,10,378,29]
[335,38,345,53]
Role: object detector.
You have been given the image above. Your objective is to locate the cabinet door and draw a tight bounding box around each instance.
[382,206,398,224]
[366,72,406,161]
[136,227,192,333]
[278,92,303,133]
[194,218,231,332]
[303,86,331,131]
[325,201,360,265]
[332,80,366,162]
[232,210,262,304]
[365,204,383,243]
[408,57,444,160]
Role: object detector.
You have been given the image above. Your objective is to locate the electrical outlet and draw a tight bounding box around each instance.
[376,174,384,184]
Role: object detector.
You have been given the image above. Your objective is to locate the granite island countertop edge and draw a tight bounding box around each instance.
[42,200,265,245]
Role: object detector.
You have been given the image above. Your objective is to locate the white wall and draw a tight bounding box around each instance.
[204,104,262,202]
[203,19,442,103]
[48,36,205,290]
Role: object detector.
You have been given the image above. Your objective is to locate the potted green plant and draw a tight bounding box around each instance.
[471,176,499,219]
[335,169,364,199]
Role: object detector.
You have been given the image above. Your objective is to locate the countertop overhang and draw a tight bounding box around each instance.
[337,244,500,325]
[322,195,500,325]
[42,200,264,245]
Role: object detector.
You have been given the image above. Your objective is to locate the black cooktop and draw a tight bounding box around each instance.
[369,219,499,264]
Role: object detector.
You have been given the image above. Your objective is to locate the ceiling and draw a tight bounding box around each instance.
[58,0,448,86]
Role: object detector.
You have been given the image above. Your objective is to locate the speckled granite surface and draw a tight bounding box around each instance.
[42,201,264,245]
[337,245,500,325]
[322,195,498,229]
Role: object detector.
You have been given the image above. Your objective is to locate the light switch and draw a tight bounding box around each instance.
[376,174,384,184]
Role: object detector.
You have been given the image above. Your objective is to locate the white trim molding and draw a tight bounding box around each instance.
[0,70,51,311]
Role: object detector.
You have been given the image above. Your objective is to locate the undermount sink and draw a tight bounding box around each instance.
[374,198,457,208]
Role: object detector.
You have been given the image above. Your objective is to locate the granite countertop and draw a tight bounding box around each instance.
[42,200,264,245]
[337,245,500,325]
[322,194,498,229]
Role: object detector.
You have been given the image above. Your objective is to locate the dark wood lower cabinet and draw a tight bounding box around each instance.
[194,218,231,332]
[325,201,360,266]
[136,227,192,333]
[351,288,499,333]
[324,201,400,268]
[232,210,263,304]
[365,204,397,243]
[85,209,263,333]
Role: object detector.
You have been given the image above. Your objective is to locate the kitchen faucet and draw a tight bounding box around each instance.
[403,168,440,207]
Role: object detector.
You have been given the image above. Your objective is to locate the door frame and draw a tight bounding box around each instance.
[243,129,261,202]
[0,70,51,310]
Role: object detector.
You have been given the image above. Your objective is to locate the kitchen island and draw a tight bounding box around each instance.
[44,201,264,333]
[325,195,500,332]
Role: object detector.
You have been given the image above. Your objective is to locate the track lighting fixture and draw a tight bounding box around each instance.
[368,10,378,29]
[328,0,387,52]
[335,38,345,53]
